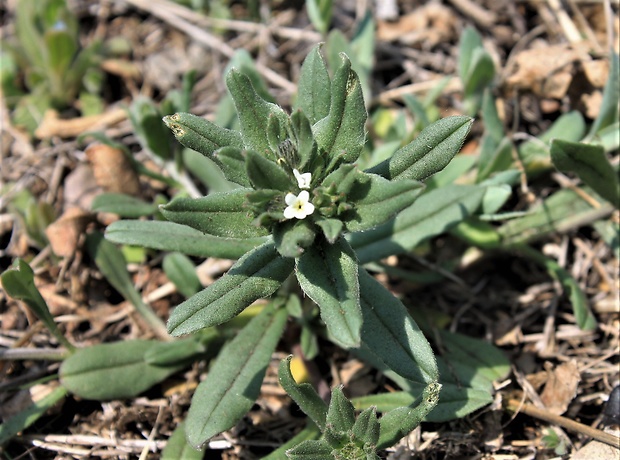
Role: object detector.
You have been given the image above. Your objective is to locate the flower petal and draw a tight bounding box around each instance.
[285,193,297,206]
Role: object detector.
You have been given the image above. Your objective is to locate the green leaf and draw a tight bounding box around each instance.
[476,136,513,183]
[60,340,187,400]
[161,423,204,460]
[91,192,158,218]
[342,172,423,232]
[163,112,243,159]
[45,28,77,76]
[182,148,238,193]
[587,51,619,139]
[326,386,356,434]
[86,232,168,340]
[278,356,328,430]
[143,335,208,366]
[262,423,322,460]
[351,407,380,447]
[291,109,320,170]
[1,259,74,350]
[497,188,614,245]
[349,185,486,263]
[162,252,202,298]
[306,0,333,35]
[296,237,362,348]
[129,97,172,160]
[313,53,367,169]
[105,220,267,259]
[358,269,438,384]
[160,189,269,239]
[185,303,287,448]
[245,150,292,191]
[0,386,67,446]
[481,184,512,215]
[550,139,619,208]
[516,244,597,330]
[519,111,585,174]
[463,48,495,100]
[286,440,333,459]
[295,45,331,125]
[458,27,482,87]
[226,68,290,155]
[367,116,473,182]
[274,220,317,258]
[316,218,344,244]
[355,328,510,422]
[213,146,252,187]
[167,241,294,336]
[376,382,441,449]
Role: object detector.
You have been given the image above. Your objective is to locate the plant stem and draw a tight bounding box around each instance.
[506,399,620,448]
[0,347,70,361]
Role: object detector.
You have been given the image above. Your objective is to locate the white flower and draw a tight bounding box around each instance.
[293,169,312,189]
[283,191,315,220]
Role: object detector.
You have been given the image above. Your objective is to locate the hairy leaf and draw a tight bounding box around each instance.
[167,241,294,336]
[185,304,287,447]
[105,220,267,259]
[296,237,362,348]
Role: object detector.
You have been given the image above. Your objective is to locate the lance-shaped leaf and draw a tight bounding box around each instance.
[0,386,67,446]
[550,139,620,208]
[185,304,287,448]
[351,407,380,447]
[160,189,269,239]
[349,185,486,263]
[292,109,320,171]
[91,192,158,218]
[212,146,251,187]
[376,382,441,449]
[343,172,424,232]
[278,356,328,430]
[161,423,204,460]
[167,241,294,336]
[60,340,192,400]
[286,440,333,459]
[162,252,202,298]
[226,68,290,155]
[1,259,74,350]
[274,220,317,258]
[105,220,266,260]
[313,53,367,169]
[296,237,362,348]
[163,112,243,158]
[316,218,344,244]
[295,44,331,125]
[367,116,473,181]
[358,269,438,384]
[326,386,356,434]
[86,232,169,340]
[245,150,292,191]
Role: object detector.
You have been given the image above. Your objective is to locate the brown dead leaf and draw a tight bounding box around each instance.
[85,144,141,195]
[45,207,92,258]
[377,4,456,47]
[34,108,127,139]
[63,163,102,209]
[582,90,603,119]
[505,44,579,99]
[583,60,610,88]
[540,360,581,415]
